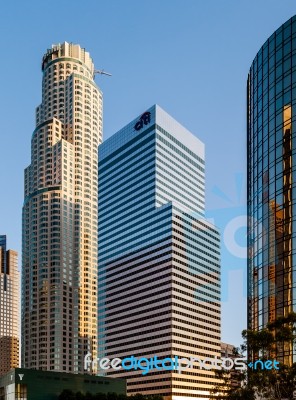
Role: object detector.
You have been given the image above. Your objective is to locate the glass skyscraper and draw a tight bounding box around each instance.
[22,43,102,373]
[98,105,221,400]
[247,16,296,364]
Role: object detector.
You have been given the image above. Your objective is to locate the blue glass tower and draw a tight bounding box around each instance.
[0,236,6,275]
[98,105,221,399]
[247,16,296,365]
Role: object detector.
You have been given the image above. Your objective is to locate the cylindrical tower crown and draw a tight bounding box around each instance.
[42,42,94,75]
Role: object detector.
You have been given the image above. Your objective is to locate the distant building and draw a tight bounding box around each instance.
[221,342,237,359]
[0,235,19,376]
[98,105,221,400]
[221,342,240,390]
[0,368,126,400]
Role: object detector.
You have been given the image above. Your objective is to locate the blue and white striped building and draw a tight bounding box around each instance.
[98,105,221,400]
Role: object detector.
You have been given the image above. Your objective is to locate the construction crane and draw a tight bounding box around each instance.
[93,69,112,78]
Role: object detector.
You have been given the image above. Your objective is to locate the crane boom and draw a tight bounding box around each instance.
[94,69,112,77]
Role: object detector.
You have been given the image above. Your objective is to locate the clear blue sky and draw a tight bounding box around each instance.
[1,0,295,347]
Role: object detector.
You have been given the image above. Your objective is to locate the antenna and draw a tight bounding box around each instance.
[93,69,112,78]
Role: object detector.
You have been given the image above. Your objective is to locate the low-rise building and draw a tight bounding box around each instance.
[221,342,241,390]
[0,368,126,400]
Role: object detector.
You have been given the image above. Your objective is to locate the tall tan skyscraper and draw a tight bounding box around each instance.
[22,43,102,372]
[0,235,20,376]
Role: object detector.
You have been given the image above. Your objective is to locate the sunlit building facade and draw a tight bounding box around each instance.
[0,235,19,376]
[22,42,102,372]
[98,105,221,400]
[247,16,296,364]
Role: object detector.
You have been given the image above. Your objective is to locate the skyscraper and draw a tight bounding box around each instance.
[98,105,221,400]
[247,16,296,364]
[22,42,102,372]
[0,235,19,376]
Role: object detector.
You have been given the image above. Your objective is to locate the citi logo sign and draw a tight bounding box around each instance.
[134,112,151,131]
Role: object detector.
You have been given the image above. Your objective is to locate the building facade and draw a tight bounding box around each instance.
[0,235,19,376]
[98,105,221,400]
[22,42,102,373]
[247,16,296,364]
[0,368,126,400]
[220,342,240,391]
